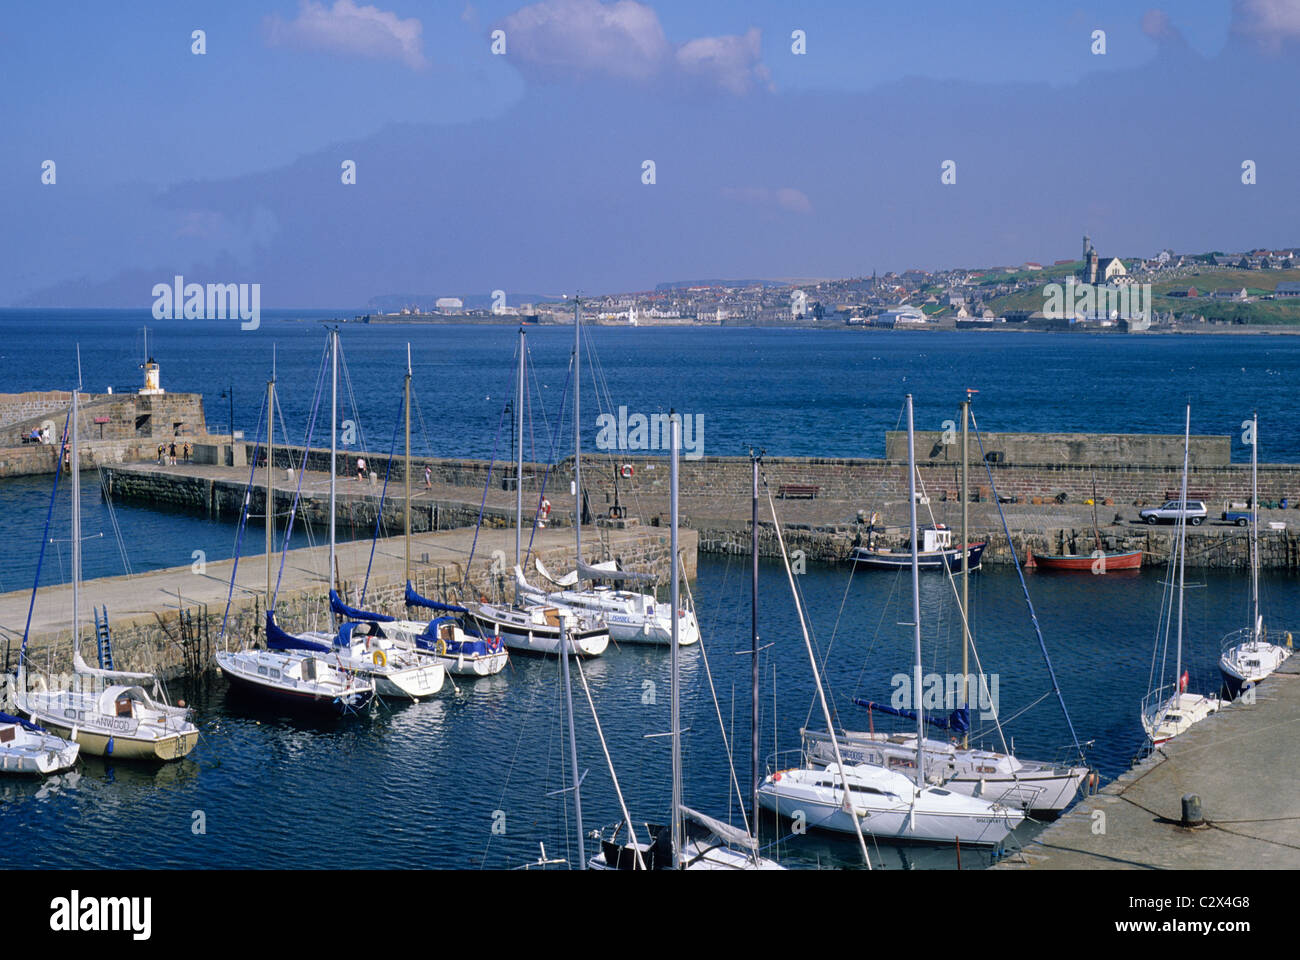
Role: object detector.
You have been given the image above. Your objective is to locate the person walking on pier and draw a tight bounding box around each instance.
[157,443,165,465]
[424,464,431,490]
[168,441,177,466]
[356,456,367,481]
[184,441,192,463]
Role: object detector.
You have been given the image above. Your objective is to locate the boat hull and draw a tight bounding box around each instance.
[1027,549,1143,571]
[217,660,374,716]
[27,718,196,761]
[851,543,986,571]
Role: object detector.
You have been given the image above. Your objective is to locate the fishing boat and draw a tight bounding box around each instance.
[1026,472,1143,572]
[0,712,80,776]
[590,416,781,870]
[14,372,199,761]
[1140,404,1223,745]
[851,524,986,571]
[1026,548,1142,571]
[760,396,1023,847]
[465,325,609,657]
[1219,414,1293,697]
[213,336,375,715]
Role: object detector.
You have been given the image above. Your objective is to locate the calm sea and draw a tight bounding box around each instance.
[2,309,1297,869]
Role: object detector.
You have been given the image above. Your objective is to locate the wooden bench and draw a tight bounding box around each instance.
[778,483,820,499]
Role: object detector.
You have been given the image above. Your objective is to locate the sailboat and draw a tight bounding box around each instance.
[215,334,377,714]
[508,298,697,646]
[326,346,507,678]
[1140,404,1223,745]
[0,712,80,776]
[1219,413,1292,697]
[15,367,199,760]
[465,325,610,657]
[758,395,1024,846]
[589,415,782,870]
[805,393,1090,818]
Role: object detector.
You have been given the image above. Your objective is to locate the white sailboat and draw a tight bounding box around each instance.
[802,393,1089,819]
[1219,412,1292,696]
[15,369,199,761]
[758,395,1024,846]
[215,334,377,714]
[465,325,609,657]
[1141,404,1223,745]
[0,711,80,776]
[589,414,781,869]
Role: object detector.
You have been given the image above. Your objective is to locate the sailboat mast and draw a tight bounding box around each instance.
[750,450,760,832]
[329,328,338,630]
[405,344,412,589]
[1251,412,1259,638]
[71,383,81,665]
[559,612,586,868]
[573,297,582,571]
[1175,403,1191,699]
[960,394,970,750]
[906,395,926,787]
[670,412,683,868]
[515,328,525,584]
[266,371,275,607]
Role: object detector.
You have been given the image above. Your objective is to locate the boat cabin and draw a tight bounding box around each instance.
[923,526,952,553]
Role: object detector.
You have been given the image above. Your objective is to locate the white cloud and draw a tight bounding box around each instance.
[265,0,428,71]
[722,186,812,214]
[1231,0,1300,51]
[500,0,768,93]
[676,27,771,95]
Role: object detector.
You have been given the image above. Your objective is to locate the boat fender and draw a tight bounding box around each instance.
[436,639,447,657]
[372,649,387,667]
[773,771,782,782]
[106,736,114,756]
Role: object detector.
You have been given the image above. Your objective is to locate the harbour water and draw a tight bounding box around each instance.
[2,553,1294,870]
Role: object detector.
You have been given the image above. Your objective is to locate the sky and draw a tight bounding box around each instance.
[3,0,1299,307]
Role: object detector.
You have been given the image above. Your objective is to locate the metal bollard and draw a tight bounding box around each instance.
[1180,793,1204,827]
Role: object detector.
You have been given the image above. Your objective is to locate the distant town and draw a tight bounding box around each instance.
[359,236,1300,333]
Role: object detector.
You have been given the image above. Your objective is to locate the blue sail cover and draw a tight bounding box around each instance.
[404,581,468,614]
[0,711,45,733]
[416,616,497,657]
[329,589,396,622]
[852,698,971,734]
[265,611,333,654]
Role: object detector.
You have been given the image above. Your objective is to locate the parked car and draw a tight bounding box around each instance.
[1221,501,1256,527]
[1140,500,1207,525]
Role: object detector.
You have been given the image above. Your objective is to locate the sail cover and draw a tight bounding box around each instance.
[404,581,468,614]
[680,806,758,851]
[265,612,333,654]
[577,560,656,583]
[0,711,46,733]
[852,698,970,733]
[329,589,395,622]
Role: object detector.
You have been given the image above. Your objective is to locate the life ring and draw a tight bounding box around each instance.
[620,464,633,479]
[372,649,387,667]
[540,498,552,518]
[436,638,447,657]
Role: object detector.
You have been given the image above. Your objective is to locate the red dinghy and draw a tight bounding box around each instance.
[1025,548,1143,571]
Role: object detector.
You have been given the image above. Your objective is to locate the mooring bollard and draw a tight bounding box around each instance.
[1181,793,1204,827]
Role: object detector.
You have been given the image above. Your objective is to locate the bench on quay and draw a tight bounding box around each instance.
[777,483,820,499]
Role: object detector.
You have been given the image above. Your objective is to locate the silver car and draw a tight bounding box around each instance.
[1139,500,1207,525]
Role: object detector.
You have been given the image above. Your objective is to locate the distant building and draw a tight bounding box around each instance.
[1212,288,1248,301]
[1079,236,1128,284]
[435,297,463,310]
[1275,281,1300,298]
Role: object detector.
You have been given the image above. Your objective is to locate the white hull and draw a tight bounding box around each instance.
[801,729,1087,816]
[0,722,80,775]
[1141,690,1222,745]
[470,604,609,656]
[518,580,698,646]
[1219,639,1291,688]
[758,763,1023,846]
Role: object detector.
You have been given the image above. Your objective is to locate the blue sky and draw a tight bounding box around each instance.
[2,1,1297,307]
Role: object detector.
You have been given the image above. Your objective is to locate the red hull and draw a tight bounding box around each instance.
[1025,548,1143,571]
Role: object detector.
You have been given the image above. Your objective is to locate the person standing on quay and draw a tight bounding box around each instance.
[157,443,165,464]
[424,464,432,490]
[356,456,367,481]
[169,441,177,466]
[184,441,192,462]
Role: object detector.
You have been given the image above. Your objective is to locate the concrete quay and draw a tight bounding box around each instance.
[996,656,1300,870]
[0,522,694,682]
